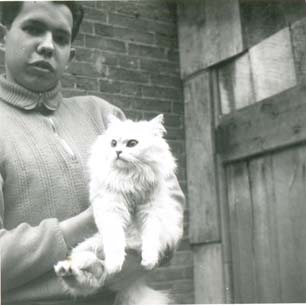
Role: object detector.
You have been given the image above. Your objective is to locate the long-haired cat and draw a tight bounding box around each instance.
[54,114,184,305]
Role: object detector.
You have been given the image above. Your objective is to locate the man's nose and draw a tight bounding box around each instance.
[37,32,55,57]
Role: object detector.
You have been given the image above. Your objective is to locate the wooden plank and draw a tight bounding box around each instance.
[248,155,282,302]
[218,52,255,114]
[281,0,306,25]
[291,17,306,84]
[184,72,220,244]
[226,162,257,303]
[193,243,225,303]
[177,0,243,78]
[240,0,306,48]
[272,146,306,302]
[216,84,306,163]
[212,69,233,303]
[249,27,297,102]
[239,0,287,48]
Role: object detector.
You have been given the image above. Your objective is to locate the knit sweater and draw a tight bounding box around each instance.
[0,75,125,304]
[0,75,185,305]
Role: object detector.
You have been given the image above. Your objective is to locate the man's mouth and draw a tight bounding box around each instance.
[29,61,54,72]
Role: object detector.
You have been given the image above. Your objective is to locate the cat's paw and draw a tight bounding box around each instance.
[141,250,159,270]
[104,252,125,275]
[54,251,106,297]
[54,260,74,277]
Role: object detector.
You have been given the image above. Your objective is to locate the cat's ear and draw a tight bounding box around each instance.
[106,113,122,126]
[150,114,166,137]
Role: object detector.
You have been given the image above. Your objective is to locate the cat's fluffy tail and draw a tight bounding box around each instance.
[114,278,172,305]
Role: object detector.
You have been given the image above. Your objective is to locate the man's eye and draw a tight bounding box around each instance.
[126,140,138,148]
[54,33,70,46]
[23,25,44,36]
[111,140,117,147]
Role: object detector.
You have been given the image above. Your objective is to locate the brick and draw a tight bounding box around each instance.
[85,35,127,53]
[94,23,114,37]
[164,114,183,127]
[140,58,179,75]
[155,32,178,49]
[166,49,180,63]
[134,98,172,113]
[109,12,177,36]
[75,48,117,66]
[172,102,184,114]
[117,55,139,69]
[67,61,101,77]
[143,112,182,127]
[75,77,99,91]
[120,82,142,97]
[114,27,154,44]
[95,93,135,110]
[72,33,85,48]
[123,110,144,121]
[99,79,121,94]
[142,85,181,100]
[109,13,150,31]
[79,20,94,35]
[83,7,107,23]
[150,73,182,88]
[169,140,185,155]
[108,67,149,83]
[62,74,76,89]
[79,1,96,8]
[97,1,176,24]
[129,43,166,59]
[143,112,164,120]
[166,127,185,140]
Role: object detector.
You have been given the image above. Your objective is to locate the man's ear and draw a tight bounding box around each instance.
[65,48,75,70]
[0,24,8,45]
[68,48,76,63]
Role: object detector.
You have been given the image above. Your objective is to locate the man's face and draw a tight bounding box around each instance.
[4,2,74,92]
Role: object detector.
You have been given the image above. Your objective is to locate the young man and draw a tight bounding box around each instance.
[0,1,185,305]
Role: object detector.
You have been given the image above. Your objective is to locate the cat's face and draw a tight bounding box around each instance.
[98,115,166,170]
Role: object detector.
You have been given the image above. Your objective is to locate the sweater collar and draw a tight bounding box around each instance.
[0,74,63,111]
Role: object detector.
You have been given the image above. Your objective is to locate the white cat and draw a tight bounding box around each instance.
[54,114,184,305]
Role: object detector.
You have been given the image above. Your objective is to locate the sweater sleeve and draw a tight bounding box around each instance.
[0,172,69,292]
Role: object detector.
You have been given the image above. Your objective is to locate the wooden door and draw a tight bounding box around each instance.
[215,8,306,304]
[178,0,306,302]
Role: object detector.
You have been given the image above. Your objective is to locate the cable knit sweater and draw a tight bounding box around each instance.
[0,75,125,304]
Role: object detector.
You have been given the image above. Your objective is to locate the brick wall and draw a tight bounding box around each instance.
[0,1,193,303]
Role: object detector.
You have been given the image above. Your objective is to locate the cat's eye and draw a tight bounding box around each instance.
[111,139,117,147]
[126,139,138,147]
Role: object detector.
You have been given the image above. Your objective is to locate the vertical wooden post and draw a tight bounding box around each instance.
[177,0,243,302]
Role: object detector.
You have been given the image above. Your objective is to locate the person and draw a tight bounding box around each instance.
[0,1,185,305]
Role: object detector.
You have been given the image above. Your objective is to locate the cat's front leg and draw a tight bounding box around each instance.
[102,220,126,275]
[140,215,162,270]
[93,196,129,275]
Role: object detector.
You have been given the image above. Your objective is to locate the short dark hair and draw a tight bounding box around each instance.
[1,1,84,42]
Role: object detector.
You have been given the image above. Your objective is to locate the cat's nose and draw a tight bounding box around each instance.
[116,150,122,158]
